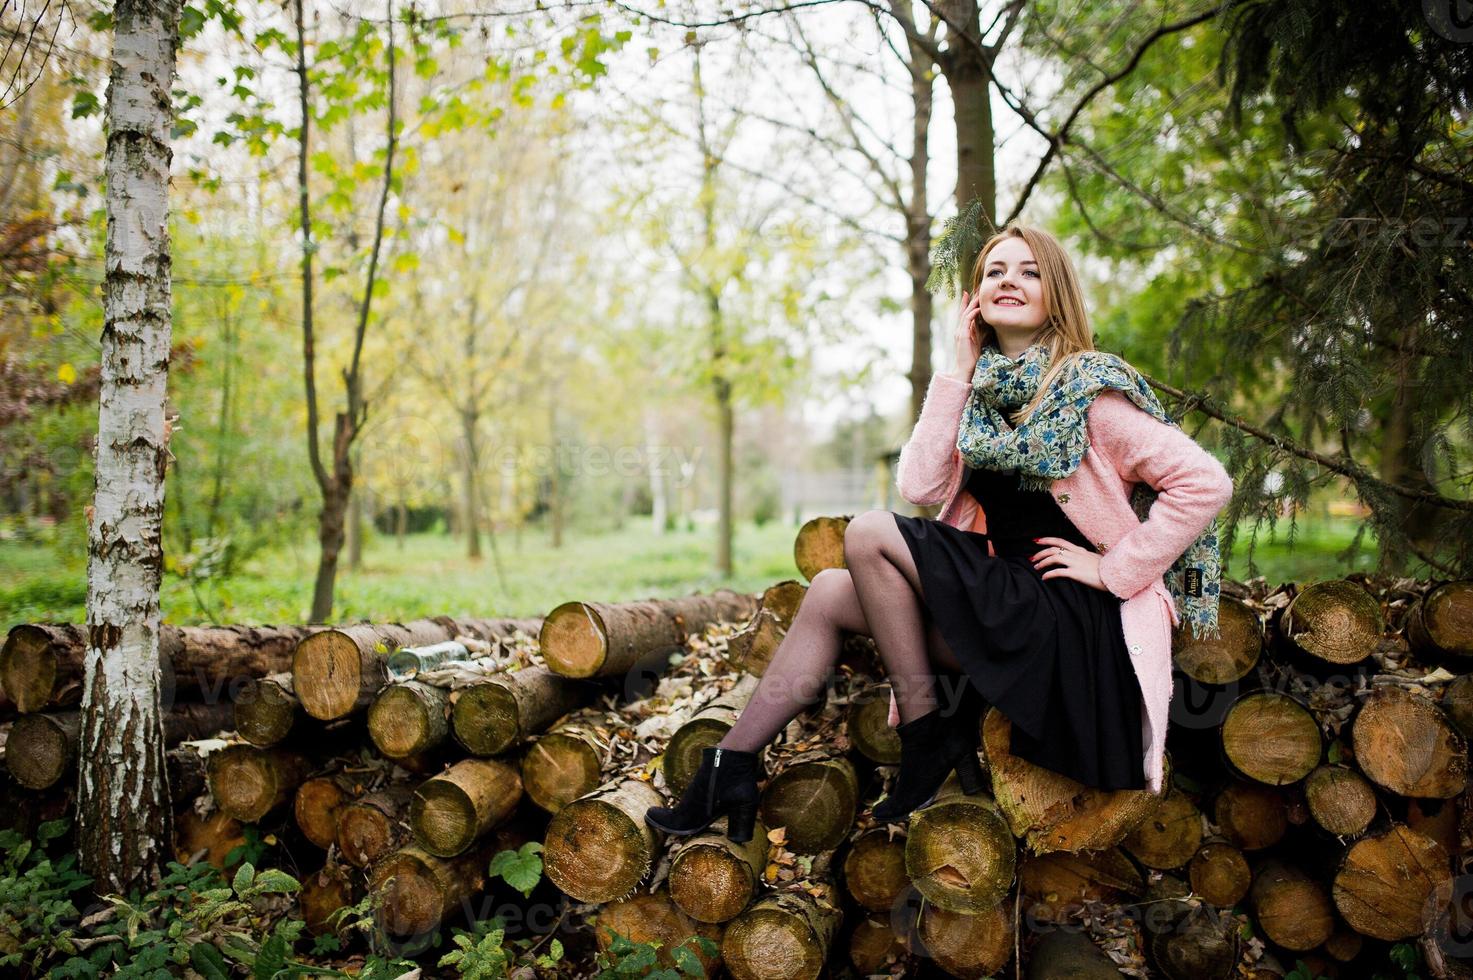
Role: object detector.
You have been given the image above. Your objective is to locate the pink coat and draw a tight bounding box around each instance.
[889,371,1234,794]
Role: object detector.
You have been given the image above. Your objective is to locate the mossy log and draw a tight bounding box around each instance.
[520,714,609,814]
[1249,858,1336,951]
[983,707,1163,854]
[368,681,451,759]
[451,666,596,757]
[592,884,724,976]
[292,617,540,721]
[1,622,319,713]
[409,757,523,857]
[543,776,663,903]
[1187,842,1252,908]
[841,827,910,912]
[6,701,233,790]
[1331,823,1452,940]
[338,783,414,868]
[233,674,299,747]
[662,674,760,794]
[792,516,848,582]
[1406,581,1473,660]
[846,681,901,765]
[206,745,312,823]
[1304,764,1377,837]
[1281,579,1384,665]
[668,816,769,923]
[914,899,1014,979]
[369,843,492,938]
[722,884,842,980]
[1172,595,1263,684]
[758,751,858,853]
[539,591,757,679]
[1121,787,1204,870]
[1351,685,1467,798]
[1220,691,1323,785]
[904,773,1015,913]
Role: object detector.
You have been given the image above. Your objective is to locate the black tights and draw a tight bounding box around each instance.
[719,510,968,753]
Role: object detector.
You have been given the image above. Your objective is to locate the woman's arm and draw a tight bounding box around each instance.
[1086,390,1234,601]
[895,372,971,506]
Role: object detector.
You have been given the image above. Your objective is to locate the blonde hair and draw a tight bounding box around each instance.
[968,224,1095,425]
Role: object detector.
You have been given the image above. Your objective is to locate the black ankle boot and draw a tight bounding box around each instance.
[645,746,762,843]
[872,706,986,822]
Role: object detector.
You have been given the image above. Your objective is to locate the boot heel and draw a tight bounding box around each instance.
[956,750,986,795]
[726,802,758,844]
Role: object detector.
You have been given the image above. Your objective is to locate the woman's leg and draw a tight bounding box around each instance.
[842,510,945,725]
[719,565,963,753]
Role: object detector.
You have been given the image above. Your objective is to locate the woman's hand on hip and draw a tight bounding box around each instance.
[1030,537,1108,592]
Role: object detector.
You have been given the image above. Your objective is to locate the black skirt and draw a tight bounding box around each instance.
[894,464,1145,790]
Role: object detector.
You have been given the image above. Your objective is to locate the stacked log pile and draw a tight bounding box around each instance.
[7,525,1473,979]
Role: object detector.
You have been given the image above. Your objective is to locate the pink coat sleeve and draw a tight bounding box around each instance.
[1087,391,1234,601]
[895,372,971,506]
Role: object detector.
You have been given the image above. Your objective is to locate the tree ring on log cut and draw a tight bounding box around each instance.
[521,729,604,813]
[539,601,609,678]
[6,712,74,789]
[451,683,519,756]
[370,682,448,759]
[293,631,369,720]
[1219,690,1322,785]
[0,625,65,712]
[1282,579,1384,665]
[903,776,1016,914]
[543,778,661,903]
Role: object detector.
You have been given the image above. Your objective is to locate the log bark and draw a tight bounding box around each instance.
[3,622,318,713]
[662,674,759,794]
[292,617,540,720]
[668,816,769,923]
[233,674,299,748]
[1220,690,1322,785]
[206,745,311,823]
[409,757,522,857]
[539,590,757,678]
[903,773,1015,914]
[543,776,663,903]
[368,681,450,759]
[338,783,413,868]
[983,707,1162,853]
[6,702,232,791]
[758,750,858,853]
[450,666,595,756]
[792,516,847,582]
[1352,685,1468,798]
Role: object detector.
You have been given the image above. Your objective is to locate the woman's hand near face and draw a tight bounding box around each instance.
[945,290,984,382]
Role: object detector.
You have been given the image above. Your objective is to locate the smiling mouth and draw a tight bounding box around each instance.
[994,297,1024,306]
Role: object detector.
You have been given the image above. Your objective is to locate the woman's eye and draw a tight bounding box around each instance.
[1025,270,1039,277]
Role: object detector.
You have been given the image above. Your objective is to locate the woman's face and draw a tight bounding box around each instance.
[977,237,1048,333]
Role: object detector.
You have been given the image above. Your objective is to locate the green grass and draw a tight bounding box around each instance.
[0,512,1384,628]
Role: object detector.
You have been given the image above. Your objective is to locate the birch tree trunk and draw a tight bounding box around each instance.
[78,0,183,896]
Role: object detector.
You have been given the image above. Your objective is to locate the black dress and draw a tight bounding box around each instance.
[893,464,1146,790]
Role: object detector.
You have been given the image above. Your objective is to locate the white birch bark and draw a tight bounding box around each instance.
[78,0,183,895]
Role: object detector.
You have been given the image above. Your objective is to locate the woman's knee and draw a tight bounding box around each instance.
[842,509,895,565]
[804,567,868,634]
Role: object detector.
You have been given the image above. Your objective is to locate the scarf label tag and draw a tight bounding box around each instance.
[1185,567,1203,597]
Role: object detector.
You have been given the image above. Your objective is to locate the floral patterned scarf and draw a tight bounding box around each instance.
[956,340,1224,639]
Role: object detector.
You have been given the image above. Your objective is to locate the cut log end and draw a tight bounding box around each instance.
[522,731,603,813]
[539,602,609,678]
[369,682,449,759]
[292,631,364,720]
[1,625,64,713]
[294,776,350,850]
[543,780,661,903]
[6,713,76,790]
[669,839,761,923]
[451,684,519,756]
[207,746,308,823]
[1283,579,1384,665]
[412,780,480,858]
[234,677,297,747]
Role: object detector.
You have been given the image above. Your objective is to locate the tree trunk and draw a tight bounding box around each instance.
[462,406,482,560]
[77,0,184,897]
[346,465,364,572]
[646,411,669,536]
[941,0,997,284]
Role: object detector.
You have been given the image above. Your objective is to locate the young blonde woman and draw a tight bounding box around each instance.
[646,224,1233,843]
